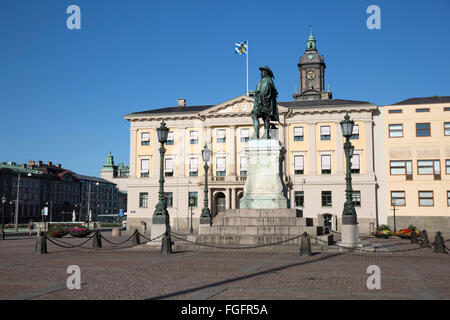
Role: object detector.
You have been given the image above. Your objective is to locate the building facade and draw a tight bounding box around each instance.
[379,96,450,231]
[124,31,382,233]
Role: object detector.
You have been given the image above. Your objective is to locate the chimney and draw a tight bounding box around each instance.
[177,99,186,107]
[48,161,53,166]
[57,164,62,168]
[28,161,35,167]
[37,161,43,167]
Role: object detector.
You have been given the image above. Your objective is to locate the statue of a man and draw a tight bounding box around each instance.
[250,66,279,139]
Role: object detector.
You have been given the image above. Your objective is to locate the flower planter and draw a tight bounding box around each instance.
[47,229,68,238]
[69,228,91,238]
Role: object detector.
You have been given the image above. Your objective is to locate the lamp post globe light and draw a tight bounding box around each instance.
[2,194,7,240]
[151,120,172,253]
[200,144,212,226]
[339,113,360,247]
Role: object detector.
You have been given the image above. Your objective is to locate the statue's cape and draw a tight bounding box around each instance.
[254,76,279,121]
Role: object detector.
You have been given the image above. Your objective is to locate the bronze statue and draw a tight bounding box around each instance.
[250,66,279,139]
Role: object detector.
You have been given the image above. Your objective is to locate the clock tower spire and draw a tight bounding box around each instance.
[293,27,332,101]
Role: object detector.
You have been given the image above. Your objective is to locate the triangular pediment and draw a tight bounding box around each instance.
[200,95,289,116]
[200,95,254,116]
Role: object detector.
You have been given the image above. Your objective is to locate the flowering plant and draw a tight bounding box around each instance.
[372,228,393,238]
[69,228,91,238]
[396,228,421,238]
[47,228,68,238]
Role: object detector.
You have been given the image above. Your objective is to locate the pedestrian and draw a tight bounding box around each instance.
[28,219,34,237]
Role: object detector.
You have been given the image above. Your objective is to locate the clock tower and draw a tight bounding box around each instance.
[293,27,332,101]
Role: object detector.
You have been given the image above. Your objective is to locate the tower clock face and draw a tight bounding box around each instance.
[307,53,314,60]
[306,71,315,80]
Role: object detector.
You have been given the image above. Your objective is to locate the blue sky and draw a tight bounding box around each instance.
[0,0,449,176]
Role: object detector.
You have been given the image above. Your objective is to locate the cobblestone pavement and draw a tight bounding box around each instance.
[0,231,449,300]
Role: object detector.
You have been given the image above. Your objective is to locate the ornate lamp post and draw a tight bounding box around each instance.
[391,197,397,233]
[189,198,194,234]
[340,113,360,247]
[1,194,6,240]
[200,144,212,226]
[151,121,172,253]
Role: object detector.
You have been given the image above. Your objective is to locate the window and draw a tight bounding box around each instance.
[189,158,198,177]
[389,124,403,138]
[352,191,361,207]
[167,131,174,145]
[446,160,450,174]
[391,191,405,206]
[419,191,433,206]
[321,155,331,174]
[141,132,150,146]
[351,154,360,174]
[139,193,148,208]
[294,191,304,207]
[320,126,331,140]
[240,156,248,176]
[216,157,226,176]
[390,160,412,176]
[164,192,173,208]
[447,191,450,206]
[190,131,199,144]
[321,191,332,207]
[293,127,304,141]
[416,123,431,137]
[444,107,450,112]
[240,128,250,142]
[350,124,359,139]
[417,160,440,179]
[189,192,198,207]
[294,155,304,174]
[416,108,430,112]
[388,109,402,114]
[216,129,226,143]
[444,122,450,136]
[164,158,174,177]
[140,159,150,177]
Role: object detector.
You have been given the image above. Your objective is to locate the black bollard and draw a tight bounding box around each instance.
[420,230,429,248]
[410,230,418,244]
[132,229,141,245]
[160,233,172,254]
[35,231,47,254]
[92,231,102,248]
[299,232,312,256]
[433,231,446,254]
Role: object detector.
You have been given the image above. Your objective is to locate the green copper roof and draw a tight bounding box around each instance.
[102,151,115,168]
[307,25,316,50]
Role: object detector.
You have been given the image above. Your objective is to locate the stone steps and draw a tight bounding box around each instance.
[213,217,313,227]
[201,225,316,236]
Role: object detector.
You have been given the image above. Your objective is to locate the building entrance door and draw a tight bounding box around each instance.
[216,192,226,215]
[323,214,332,233]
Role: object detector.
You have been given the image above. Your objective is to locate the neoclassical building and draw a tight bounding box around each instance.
[124,31,382,233]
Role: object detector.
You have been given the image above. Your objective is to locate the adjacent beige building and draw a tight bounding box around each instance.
[380,96,450,231]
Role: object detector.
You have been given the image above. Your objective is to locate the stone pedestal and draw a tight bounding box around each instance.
[240,139,288,209]
[111,227,121,237]
[147,216,170,246]
[338,223,363,248]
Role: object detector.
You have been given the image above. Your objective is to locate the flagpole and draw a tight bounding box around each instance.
[246,40,249,96]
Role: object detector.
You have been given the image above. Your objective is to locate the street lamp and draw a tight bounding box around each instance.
[152,121,171,253]
[200,144,212,225]
[2,194,6,240]
[45,201,53,223]
[87,181,99,224]
[340,113,359,246]
[189,198,194,234]
[391,197,397,233]
[15,172,32,232]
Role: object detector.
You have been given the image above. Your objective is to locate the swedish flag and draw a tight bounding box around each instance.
[234,41,248,55]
